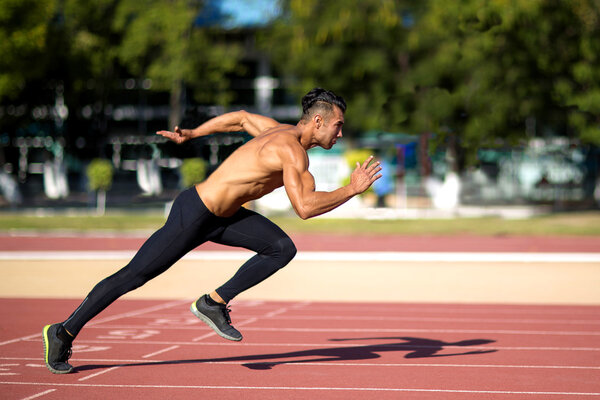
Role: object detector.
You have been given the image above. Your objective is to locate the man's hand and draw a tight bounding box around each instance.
[350,155,382,194]
[156,126,194,144]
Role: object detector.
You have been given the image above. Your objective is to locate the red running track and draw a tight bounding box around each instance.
[1,298,599,399]
[1,233,599,252]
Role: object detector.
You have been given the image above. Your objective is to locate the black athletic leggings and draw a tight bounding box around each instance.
[63,187,296,337]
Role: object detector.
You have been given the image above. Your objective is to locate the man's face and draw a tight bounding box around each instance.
[316,106,344,149]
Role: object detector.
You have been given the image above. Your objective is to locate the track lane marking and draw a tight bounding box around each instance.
[0,334,41,347]
[2,357,599,370]
[20,389,56,400]
[2,381,599,396]
[78,365,123,382]
[142,345,179,359]
[0,300,188,348]
[69,324,600,336]
[192,305,296,342]
[17,339,600,351]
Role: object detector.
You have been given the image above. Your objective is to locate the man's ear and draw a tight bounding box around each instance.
[314,114,322,128]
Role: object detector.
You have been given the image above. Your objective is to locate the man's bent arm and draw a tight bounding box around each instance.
[283,154,382,220]
[157,111,279,143]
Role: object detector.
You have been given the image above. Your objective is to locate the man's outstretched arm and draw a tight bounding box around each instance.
[156,111,279,143]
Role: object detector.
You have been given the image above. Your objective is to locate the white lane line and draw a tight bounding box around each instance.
[0,300,187,348]
[87,299,189,327]
[295,251,600,263]
[127,310,600,322]
[264,308,288,318]
[242,326,600,336]
[192,317,258,342]
[1,381,599,396]
[2,250,599,262]
[2,357,599,370]
[281,305,600,317]
[191,305,292,342]
[142,345,179,359]
[1,300,191,384]
[191,332,216,342]
[78,365,123,382]
[17,339,600,352]
[260,315,600,325]
[20,389,56,400]
[76,324,600,336]
[89,314,600,325]
[0,334,41,347]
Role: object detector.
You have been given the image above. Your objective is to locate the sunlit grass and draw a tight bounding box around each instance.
[1,210,599,236]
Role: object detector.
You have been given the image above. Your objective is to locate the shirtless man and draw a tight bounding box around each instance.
[42,88,382,374]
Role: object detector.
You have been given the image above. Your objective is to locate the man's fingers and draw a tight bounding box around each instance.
[367,162,381,173]
[361,155,374,169]
[156,130,184,144]
[156,130,172,138]
[371,165,382,176]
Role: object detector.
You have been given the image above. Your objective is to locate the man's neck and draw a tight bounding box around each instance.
[296,121,317,150]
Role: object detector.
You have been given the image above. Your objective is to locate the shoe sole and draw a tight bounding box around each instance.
[42,325,73,374]
[190,302,242,341]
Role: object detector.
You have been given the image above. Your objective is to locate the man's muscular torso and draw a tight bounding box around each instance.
[196,124,305,217]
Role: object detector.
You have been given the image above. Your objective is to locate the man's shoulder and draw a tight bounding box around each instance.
[263,125,301,144]
[263,123,299,135]
[260,127,307,162]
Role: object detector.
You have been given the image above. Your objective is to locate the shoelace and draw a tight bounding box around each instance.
[59,345,72,363]
[220,305,233,325]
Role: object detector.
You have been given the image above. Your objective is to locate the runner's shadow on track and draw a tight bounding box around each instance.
[74,336,497,372]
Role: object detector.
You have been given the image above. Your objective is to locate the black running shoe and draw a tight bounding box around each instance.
[42,324,73,374]
[190,295,243,341]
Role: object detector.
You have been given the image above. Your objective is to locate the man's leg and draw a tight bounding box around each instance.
[62,188,213,337]
[190,209,296,341]
[43,188,214,373]
[212,209,297,302]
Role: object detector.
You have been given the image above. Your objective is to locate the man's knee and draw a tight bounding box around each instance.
[272,236,297,265]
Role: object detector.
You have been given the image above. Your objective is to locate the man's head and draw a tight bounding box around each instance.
[300,88,346,149]
[300,88,346,123]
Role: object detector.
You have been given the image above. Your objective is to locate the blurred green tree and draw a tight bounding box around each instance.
[403,0,600,167]
[86,158,113,215]
[0,0,55,101]
[113,0,242,129]
[0,0,125,145]
[180,157,207,187]
[264,0,600,170]
[0,0,242,142]
[263,0,422,133]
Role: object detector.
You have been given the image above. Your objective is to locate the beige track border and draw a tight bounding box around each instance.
[1,251,599,305]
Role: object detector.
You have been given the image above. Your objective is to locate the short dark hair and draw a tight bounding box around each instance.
[300,88,346,122]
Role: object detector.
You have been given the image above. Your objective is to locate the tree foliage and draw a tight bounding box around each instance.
[0,0,55,101]
[2,0,599,167]
[180,157,207,187]
[86,158,114,191]
[405,0,600,157]
[264,0,420,133]
[114,0,242,127]
[264,0,600,164]
[0,0,242,137]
